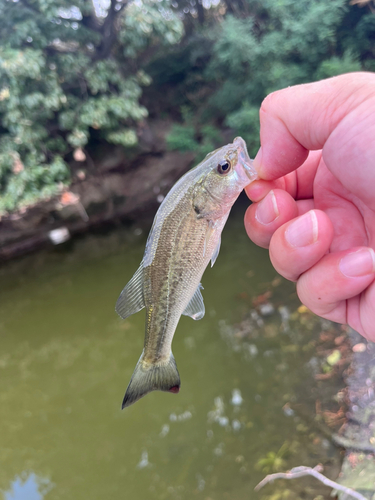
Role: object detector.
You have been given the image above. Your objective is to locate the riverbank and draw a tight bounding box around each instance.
[225,285,375,498]
[334,330,375,499]
[0,121,195,261]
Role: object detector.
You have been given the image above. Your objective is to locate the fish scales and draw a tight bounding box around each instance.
[143,198,222,363]
[116,137,257,408]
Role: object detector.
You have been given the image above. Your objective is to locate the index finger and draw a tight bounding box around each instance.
[254,72,375,180]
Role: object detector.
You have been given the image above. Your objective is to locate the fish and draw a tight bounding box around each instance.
[116,137,257,408]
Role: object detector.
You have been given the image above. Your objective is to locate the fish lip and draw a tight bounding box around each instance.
[233,137,258,182]
[243,159,258,182]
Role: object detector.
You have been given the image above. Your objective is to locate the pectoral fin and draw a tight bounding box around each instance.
[115,263,145,319]
[211,236,221,267]
[183,283,205,320]
[203,220,215,257]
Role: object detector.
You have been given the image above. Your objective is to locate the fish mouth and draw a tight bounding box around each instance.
[242,158,258,181]
[233,137,258,182]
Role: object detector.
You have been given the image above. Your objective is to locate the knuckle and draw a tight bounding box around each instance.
[259,88,291,118]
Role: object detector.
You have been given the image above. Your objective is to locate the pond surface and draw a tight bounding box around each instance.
[0,199,345,500]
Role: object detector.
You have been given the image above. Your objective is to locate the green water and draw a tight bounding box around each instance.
[0,201,343,500]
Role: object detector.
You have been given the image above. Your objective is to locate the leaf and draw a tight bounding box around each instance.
[326,350,341,366]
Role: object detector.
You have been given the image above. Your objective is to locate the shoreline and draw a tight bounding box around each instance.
[0,148,195,262]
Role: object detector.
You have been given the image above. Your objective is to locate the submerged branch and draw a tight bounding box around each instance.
[255,464,367,500]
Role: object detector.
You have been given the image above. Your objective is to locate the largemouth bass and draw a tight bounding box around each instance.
[116,137,257,408]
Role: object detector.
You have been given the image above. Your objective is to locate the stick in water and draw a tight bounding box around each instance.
[255,464,367,500]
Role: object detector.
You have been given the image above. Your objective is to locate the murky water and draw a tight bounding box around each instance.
[0,200,345,500]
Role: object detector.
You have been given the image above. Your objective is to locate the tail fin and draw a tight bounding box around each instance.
[122,351,180,409]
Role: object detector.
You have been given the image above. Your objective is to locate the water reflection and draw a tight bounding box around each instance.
[3,473,52,500]
[137,451,150,470]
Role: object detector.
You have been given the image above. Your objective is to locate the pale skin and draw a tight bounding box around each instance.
[244,72,375,340]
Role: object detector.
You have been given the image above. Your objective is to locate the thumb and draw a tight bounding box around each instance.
[254,72,375,181]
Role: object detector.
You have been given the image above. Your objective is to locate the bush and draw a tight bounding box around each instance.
[0,0,183,214]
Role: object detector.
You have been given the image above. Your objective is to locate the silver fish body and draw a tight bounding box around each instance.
[116,137,257,408]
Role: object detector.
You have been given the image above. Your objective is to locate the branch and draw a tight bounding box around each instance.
[81,0,103,32]
[93,0,128,61]
[19,0,40,15]
[255,465,367,500]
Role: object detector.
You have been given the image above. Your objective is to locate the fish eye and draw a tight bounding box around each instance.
[217,160,231,175]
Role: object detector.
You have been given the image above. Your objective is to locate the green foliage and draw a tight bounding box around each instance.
[256,450,287,473]
[0,150,69,214]
[206,0,351,118]
[1,0,375,214]
[315,51,362,80]
[0,0,183,214]
[106,129,138,147]
[166,124,197,152]
[198,125,223,157]
[225,103,260,154]
[166,122,223,158]
[119,0,183,57]
[255,442,292,474]
[154,0,374,159]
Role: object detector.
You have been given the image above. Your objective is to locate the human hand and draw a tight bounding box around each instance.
[244,72,375,339]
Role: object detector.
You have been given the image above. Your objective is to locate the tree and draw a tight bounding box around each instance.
[0,0,183,213]
[163,0,374,154]
[1,0,374,214]
[205,0,369,149]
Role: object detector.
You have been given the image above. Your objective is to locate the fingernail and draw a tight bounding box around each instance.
[255,190,279,224]
[339,248,375,278]
[285,210,318,247]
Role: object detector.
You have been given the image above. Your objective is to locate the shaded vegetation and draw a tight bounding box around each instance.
[161,0,373,153]
[1,0,375,213]
[0,0,182,212]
